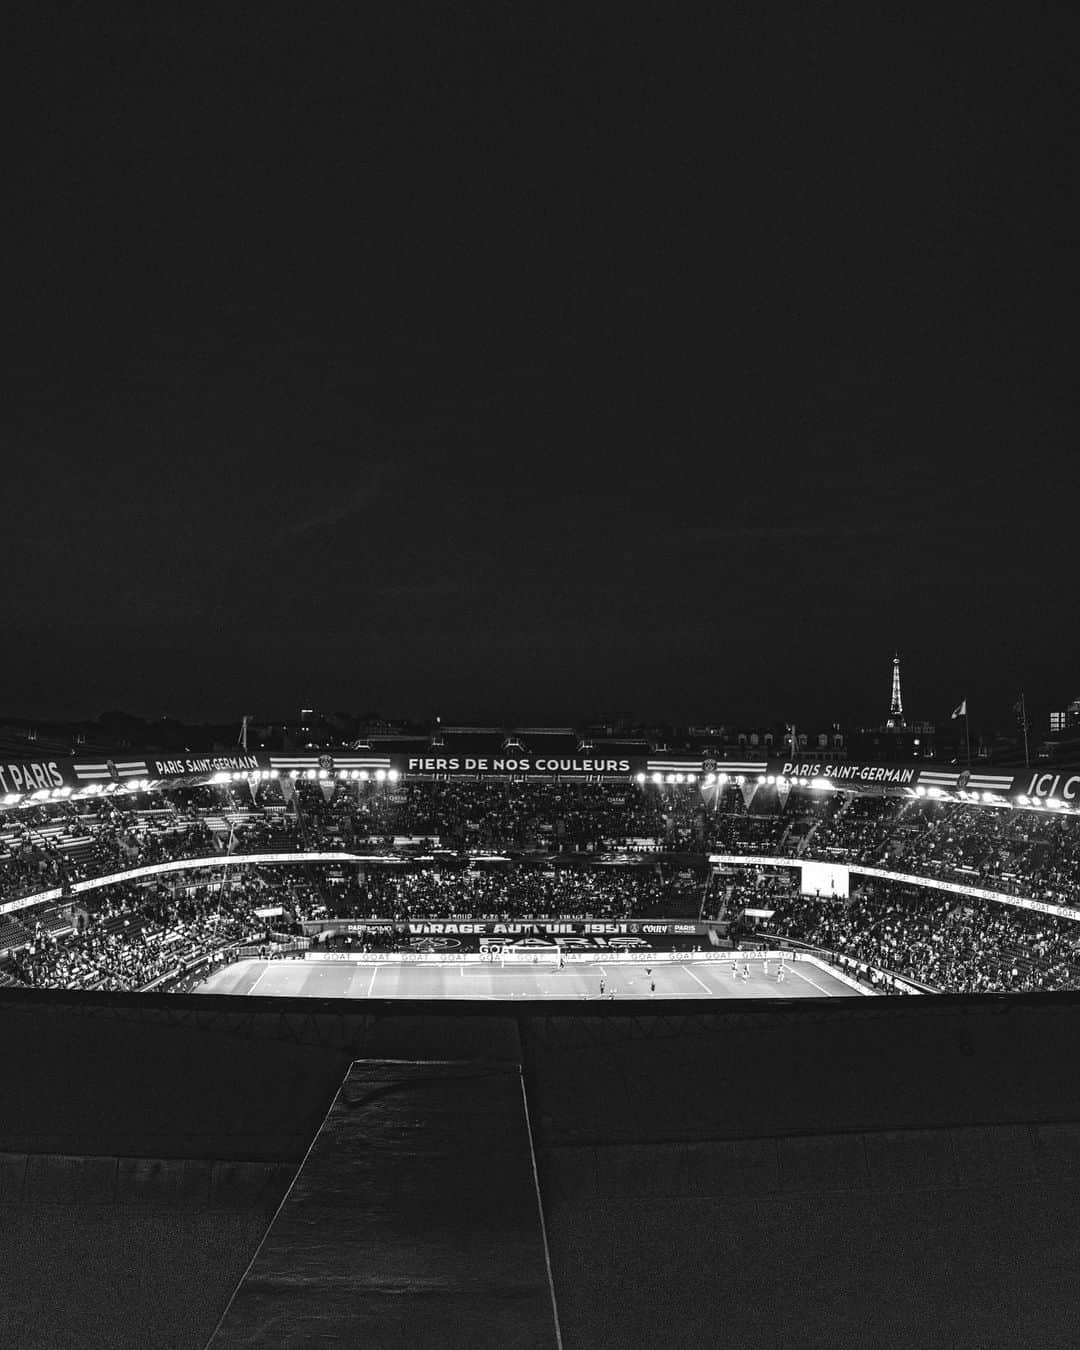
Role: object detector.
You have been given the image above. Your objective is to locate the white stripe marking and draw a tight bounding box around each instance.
[683,964,713,995]
[788,963,835,997]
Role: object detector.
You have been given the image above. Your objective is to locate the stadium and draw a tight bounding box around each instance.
[4,724,1080,1348]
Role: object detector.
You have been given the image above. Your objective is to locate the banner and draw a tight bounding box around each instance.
[300,917,712,937]
[391,753,646,779]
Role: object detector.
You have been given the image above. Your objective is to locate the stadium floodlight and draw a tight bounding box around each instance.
[2,792,20,806]
[703,772,714,785]
[305,768,317,780]
[1016,795,1029,805]
[270,769,279,779]
[635,772,646,784]
[338,769,348,779]
[212,771,229,784]
[674,773,684,784]
[359,770,369,781]
[686,772,697,783]
[811,778,833,791]
[717,772,728,784]
[375,769,386,782]
[317,769,328,780]
[665,773,676,784]
[388,769,400,782]
[927,787,943,798]
[651,772,662,784]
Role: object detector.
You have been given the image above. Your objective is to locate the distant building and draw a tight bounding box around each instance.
[1049,697,1080,734]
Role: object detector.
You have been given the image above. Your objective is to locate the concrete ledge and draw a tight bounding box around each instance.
[1,1153,294,1210]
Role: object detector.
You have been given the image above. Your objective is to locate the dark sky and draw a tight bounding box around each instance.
[7,4,1075,729]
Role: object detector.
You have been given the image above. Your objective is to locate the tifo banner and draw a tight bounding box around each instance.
[391,753,647,778]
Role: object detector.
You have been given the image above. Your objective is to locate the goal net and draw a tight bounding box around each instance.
[480,942,563,965]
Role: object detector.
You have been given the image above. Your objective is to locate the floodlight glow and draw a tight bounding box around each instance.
[270,769,279,779]
[2,792,19,805]
[212,772,230,784]
[665,774,675,784]
[1016,795,1029,805]
[703,772,714,785]
[375,769,386,782]
[651,772,662,784]
[359,770,369,781]
[305,769,316,780]
[927,787,943,798]
[635,772,646,784]
[674,773,684,784]
[811,778,833,791]
[338,770,348,779]
[388,769,400,782]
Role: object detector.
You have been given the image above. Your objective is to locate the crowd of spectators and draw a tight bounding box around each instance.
[754,878,1080,994]
[9,877,264,993]
[4,778,1080,996]
[357,864,698,922]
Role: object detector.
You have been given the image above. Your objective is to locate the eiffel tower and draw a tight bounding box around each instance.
[886,652,906,729]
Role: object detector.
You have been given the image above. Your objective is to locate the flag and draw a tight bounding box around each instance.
[951,700,967,719]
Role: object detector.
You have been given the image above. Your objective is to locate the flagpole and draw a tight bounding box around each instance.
[964,705,972,769]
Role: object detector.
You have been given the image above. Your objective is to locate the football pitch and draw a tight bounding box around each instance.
[196,955,865,1000]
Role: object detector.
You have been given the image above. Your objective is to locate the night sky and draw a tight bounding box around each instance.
[7,5,1075,729]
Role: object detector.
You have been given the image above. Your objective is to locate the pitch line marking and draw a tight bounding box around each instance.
[683,964,713,995]
[366,965,378,998]
[787,963,834,997]
[247,962,272,996]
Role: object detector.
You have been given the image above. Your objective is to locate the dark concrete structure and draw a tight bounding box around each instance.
[2,989,1080,1348]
